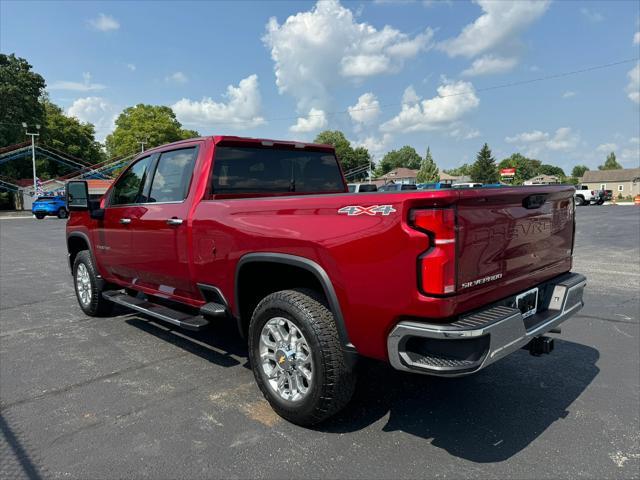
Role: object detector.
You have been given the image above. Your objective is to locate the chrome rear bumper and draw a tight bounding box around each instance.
[387,273,586,376]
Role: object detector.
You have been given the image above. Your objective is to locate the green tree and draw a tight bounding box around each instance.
[571,165,589,178]
[538,164,565,177]
[0,53,46,147]
[416,147,439,183]
[470,143,499,184]
[313,130,370,172]
[443,164,472,176]
[376,145,422,175]
[498,153,541,184]
[105,104,199,158]
[598,152,622,170]
[43,100,105,165]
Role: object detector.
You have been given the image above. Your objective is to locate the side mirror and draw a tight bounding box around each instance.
[66,181,89,210]
[66,180,105,219]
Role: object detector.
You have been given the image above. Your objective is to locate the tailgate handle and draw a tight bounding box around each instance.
[523,194,547,209]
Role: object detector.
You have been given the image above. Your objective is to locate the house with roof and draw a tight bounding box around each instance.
[523,174,561,185]
[378,167,419,185]
[580,168,640,198]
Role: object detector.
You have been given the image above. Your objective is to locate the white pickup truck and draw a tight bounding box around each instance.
[574,185,603,206]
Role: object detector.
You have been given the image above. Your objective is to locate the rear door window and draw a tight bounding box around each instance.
[149,147,197,203]
[110,156,152,206]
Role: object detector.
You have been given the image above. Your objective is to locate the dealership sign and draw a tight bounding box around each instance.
[500,168,516,178]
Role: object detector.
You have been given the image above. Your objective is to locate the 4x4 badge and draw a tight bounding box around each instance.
[338,205,397,216]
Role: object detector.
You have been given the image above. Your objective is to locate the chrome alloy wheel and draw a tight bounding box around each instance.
[259,317,314,402]
[76,263,92,306]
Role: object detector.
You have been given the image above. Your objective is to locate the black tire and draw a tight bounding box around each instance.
[73,250,113,316]
[575,196,585,206]
[597,199,604,205]
[57,208,68,219]
[248,289,355,426]
[35,213,45,219]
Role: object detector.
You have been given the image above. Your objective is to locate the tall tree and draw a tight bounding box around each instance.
[376,145,422,175]
[443,164,472,176]
[598,152,622,170]
[498,153,541,184]
[105,104,199,158]
[0,53,46,147]
[571,165,589,178]
[416,147,439,183]
[43,100,105,165]
[314,130,370,172]
[538,164,565,177]
[470,143,499,183]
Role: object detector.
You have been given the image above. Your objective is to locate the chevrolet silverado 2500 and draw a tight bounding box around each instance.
[65,136,586,426]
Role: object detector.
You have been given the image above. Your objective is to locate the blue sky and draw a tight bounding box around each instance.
[2,0,639,172]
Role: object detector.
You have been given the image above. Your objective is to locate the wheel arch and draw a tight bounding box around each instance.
[234,253,354,353]
[67,232,97,275]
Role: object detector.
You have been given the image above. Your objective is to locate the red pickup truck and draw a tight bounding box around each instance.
[66,136,586,425]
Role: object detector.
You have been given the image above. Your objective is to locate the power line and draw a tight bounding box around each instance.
[1,57,637,130]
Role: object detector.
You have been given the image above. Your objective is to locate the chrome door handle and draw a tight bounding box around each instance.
[166,218,183,226]
[119,218,131,224]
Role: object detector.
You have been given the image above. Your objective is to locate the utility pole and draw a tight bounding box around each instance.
[138,138,148,152]
[22,122,41,197]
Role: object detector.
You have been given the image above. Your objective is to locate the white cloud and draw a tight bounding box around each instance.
[172,74,265,130]
[348,93,381,125]
[449,125,480,140]
[126,63,136,71]
[626,62,639,105]
[505,127,580,156]
[506,130,549,144]
[67,96,117,142]
[381,80,480,133]
[166,72,188,84]
[438,0,550,58]
[596,143,618,153]
[263,0,433,110]
[461,55,518,76]
[289,108,328,133]
[580,8,604,23]
[562,91,576,99]
[49,72,106,92]
[355,133,392,157]
[630,137,640,144]
[401,85,421,104]
[620,146,640,166]
[634,32,640,45]
[89,13,120,32]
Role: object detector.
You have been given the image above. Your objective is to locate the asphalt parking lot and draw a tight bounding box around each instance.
[1,206,639,479]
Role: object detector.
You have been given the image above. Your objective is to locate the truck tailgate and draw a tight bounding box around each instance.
[455,186,575,293]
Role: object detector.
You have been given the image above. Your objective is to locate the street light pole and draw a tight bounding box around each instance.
[22,122,41,197]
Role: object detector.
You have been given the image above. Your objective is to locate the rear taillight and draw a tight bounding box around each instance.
[409,208,457,295]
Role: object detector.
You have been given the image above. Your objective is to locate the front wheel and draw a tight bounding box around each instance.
[57,208,68,219]
[35,213,45,219]
[73,250,113,316]
[248,289,355,426]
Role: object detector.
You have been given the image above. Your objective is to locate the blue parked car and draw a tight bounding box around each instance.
[32,195,68,219]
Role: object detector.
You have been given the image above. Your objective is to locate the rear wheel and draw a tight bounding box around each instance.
[248,289,355,426]
[73,250,113,316]
[57,207,68,219]
[575,196,585,206]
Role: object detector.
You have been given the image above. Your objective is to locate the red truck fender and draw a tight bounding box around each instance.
[234,252,355,355]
